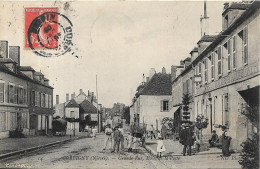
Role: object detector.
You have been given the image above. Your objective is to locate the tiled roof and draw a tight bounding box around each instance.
[19,66,35,72]
[0,58,16,63]
[197,35,218,44]
[65,99,79,108]
[79,100,97,114]
[138,73,172,96]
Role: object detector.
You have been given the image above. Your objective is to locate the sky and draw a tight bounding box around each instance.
[0,1,225,107]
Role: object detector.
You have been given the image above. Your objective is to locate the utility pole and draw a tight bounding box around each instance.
[96,75,101,133]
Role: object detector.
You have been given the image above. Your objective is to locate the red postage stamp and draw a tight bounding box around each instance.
[25,7,59,49]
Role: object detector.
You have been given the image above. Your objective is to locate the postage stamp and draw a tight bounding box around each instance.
[25,7,73,57]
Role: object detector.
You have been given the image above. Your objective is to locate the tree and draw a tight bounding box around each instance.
[195,114,208,138]
[182,94,192,123]
[239,105,259,169]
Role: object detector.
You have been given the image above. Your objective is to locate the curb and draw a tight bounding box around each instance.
[0,136,86,160]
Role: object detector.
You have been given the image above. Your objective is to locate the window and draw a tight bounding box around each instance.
[48,95,52,108]
[233,36,237,69]
[8,84,15,103]
[227,39,231,71]
[31,91,35,106]
[14,86,18,104]
[242,27,248,64]
[204,58,208,83]
[211,52,215,80]
[18,87,24,104]
[217,46,222,76]
[161,100,169,111]
[45,94,48,108]
[23,88,27,104]
[0,82,4,103]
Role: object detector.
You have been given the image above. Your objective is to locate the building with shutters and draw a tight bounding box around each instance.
[0,41,54,138]
[171,2,260,151]
[131,67,172,131]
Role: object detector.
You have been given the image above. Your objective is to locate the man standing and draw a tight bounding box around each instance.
[209,130,218,147]
[118,124,125,153]
[103,124,113,150]
[179,123,193,156]
[149,125,156,140]
[111,126,121,153]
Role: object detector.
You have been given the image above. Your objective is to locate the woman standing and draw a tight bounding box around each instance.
[156,134,166,158]
[222,131,232,157]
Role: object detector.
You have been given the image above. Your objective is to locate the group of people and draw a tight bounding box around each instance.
[179,123,232,157]
[103,124,142,153]
[209,129,232,157]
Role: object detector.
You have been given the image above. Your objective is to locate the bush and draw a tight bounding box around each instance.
[239,133,259,169]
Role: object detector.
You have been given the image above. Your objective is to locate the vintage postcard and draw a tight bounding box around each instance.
[0,0,259,169]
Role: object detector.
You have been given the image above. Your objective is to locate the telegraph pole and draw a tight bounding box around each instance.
[96,75,101,132]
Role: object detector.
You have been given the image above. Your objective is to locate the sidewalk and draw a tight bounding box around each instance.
[145,138,214,156]
[0,135,74,155]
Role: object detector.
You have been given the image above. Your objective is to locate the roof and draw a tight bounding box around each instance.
[79,100,97,114]
[0,58,16,63]
[19,66,35,72]
[222,2,251,16]
[65,99,79,108]
[138,73,172,96]
[197,35,218,44]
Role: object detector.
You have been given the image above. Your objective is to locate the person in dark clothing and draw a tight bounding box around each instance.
[222,131,232,157]
[179,124,194,156]
[209,130,219,147]
[111,127,122,153]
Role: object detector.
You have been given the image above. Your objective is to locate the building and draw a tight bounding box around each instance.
[0,41,54,138]
[171,2,259,151]
[131,68,172,131]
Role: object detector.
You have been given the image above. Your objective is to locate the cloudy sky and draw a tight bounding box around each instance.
[0,1,224,107]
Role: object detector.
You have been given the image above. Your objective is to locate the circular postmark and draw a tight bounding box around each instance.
[27,12,73,57]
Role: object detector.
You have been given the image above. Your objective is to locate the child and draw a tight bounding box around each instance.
[156,134,165,158]
[126,132,133,152]
[132,133,139,153]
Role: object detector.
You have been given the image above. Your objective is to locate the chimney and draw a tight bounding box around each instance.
[146,77,149,82]
[162,67,166,74]
[56,95,59,104]
[88,90,90,96]
[9,46,20,66]
[149,68,156,79]
[79,89,83,95]
[171,65,177,82]
[66,93,69,102]
[0,41,8,58]
[200,0,209,37]
[71,92,76,99]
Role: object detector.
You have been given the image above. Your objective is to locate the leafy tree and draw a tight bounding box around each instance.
[239,105,259,169]
[195,114,208,138]
[122,106,130,124]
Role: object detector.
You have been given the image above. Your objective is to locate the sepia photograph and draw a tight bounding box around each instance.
[0,0,259,168]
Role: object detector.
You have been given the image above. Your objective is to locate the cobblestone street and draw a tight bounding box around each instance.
[0,134,242,169]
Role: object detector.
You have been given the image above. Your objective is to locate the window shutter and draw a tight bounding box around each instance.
[160,100,163,111]
[0,83,4,103]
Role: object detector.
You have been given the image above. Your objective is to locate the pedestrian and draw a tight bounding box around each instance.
[118,124,125,153]
[111,126,121,153]
[156,134,165,158]
[103,124,113,150]
[92,127,97,139]
[126,132,133,152]
[149,125,156,140]
[192,131,200,154]
[132,133,140,153]
[179,123,193,156]
[222,131,232,157]
[161,125,167,140]
[209,130,219,147]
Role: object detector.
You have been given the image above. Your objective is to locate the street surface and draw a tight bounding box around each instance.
[0,134,241,169]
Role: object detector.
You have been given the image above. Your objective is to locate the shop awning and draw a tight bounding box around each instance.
[169,106,181,114]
